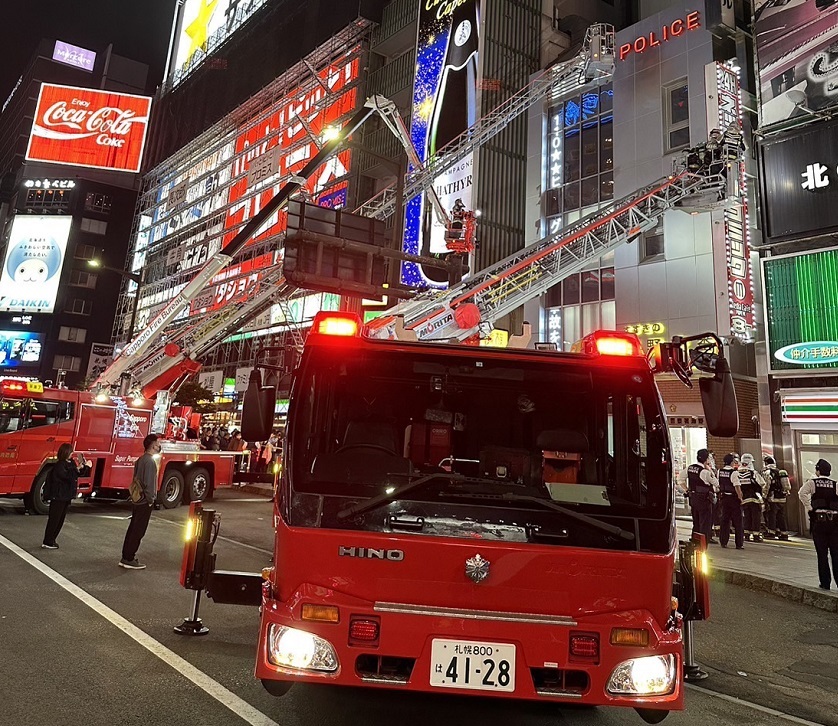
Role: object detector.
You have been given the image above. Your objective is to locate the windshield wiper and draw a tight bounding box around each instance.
[447,491,635,541]
[336,472,502,520]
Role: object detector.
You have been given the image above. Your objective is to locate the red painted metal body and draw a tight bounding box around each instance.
[0,380,237,505]
[254,326,688,714]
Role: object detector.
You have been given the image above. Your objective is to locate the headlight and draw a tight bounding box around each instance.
[607,654,676,696]
[268,625,338,672]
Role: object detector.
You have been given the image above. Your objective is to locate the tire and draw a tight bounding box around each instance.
[185,467,211,503]
[24,470,51,516]
[158,470,185,509]
[261,679,293,697]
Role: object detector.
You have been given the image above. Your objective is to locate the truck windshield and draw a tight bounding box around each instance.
[288,344,671,547]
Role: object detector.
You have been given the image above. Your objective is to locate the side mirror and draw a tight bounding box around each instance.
[699,356,738,437]
[241,370,276,443]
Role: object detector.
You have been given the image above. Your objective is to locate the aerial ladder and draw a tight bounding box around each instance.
[354,23,615,224]
[95,25,616,397]
[367,133,743,342]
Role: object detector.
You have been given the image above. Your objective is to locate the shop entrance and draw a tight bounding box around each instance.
[795,432,838,535]
[669,424,707,513]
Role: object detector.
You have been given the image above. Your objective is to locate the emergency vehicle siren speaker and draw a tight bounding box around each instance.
[241,369,275,443]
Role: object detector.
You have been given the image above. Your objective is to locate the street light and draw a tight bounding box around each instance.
[88,259,145,341]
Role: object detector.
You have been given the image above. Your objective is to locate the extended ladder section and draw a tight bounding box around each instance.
[127,266,296,397]
[354,23,615,222]
[367,157,736,343]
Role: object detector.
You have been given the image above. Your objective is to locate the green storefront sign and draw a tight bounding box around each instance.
[764,248,838,372]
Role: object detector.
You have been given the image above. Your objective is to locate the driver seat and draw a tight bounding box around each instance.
[342,421,400,454]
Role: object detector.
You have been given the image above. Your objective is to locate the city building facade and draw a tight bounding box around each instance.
[0,38,151,388]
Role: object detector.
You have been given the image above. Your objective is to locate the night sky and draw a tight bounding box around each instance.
[0,0,177,99]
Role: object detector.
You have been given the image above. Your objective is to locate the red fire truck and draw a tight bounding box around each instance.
[183,312,730,722]
[0,378,238,514]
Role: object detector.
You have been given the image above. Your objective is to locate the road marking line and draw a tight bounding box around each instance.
[0,533,279,726]
[152,515,274,556]
[687,684,827,726]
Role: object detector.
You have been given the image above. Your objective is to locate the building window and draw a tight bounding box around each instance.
[664,79,690,152]
[641,221,665,261]
[69,270,97,288]
[545,86,613,225]
[66,298,92,316]
[84,192,112,215]
[75,244,97,260]
[53,355,81,373]
[24,189,71,211]
[58,326,87,343]
[80,217,107,235]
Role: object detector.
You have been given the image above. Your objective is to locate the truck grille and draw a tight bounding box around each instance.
[355,655,416,684]
[531,667,590,697]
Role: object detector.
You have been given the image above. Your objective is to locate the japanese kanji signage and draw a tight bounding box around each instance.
[760,116,838,242]
[26,83,152,173]
[706,62,755,341]
[0,216,71,313]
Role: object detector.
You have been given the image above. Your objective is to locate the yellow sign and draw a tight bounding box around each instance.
[27,381,44,393]
[624,322,666,336]
[480,329,510,348]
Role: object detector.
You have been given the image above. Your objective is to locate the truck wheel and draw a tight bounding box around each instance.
[23,470,51,515]
[185,467,211,502]
[158,470,185,509]
[261,679,293,697]
[636,708,669,724]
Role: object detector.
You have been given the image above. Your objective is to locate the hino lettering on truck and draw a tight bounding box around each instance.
[338,546,405,561]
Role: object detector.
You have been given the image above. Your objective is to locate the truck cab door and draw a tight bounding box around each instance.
[0,397,26,494]
[15,399,63,490]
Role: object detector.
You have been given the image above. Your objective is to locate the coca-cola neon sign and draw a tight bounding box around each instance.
[25,83,152,173]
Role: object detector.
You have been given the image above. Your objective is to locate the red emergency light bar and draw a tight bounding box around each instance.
[0,378,44,394]
[311,311,362,338]
[571,330,644,357]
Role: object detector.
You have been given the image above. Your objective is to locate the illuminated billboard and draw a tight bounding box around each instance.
[764,247,838,373]
[0,331,44,368]
[171,0,270,86]
[52,40,96,72]
[26,83,152,173]
[0,216,72,313]
[403,0,482,287]
[755,1,838,127]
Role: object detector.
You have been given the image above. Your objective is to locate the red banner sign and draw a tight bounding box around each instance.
[189,252,276,316]
[223,59,359,247]
[25,83,152,173]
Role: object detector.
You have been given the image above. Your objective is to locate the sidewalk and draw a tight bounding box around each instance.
[676,520,838,613]
[234,486,838,613]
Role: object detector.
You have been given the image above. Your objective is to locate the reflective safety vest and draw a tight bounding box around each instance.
[718,466,737,495]
[687,463,711,494]
[811,477,838,511]
[738,468,761,503]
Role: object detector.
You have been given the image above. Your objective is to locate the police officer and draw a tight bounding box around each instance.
[737,453,766,542]
[682,449,718,543]
[798,459,838,591]
[718,453,745,549]
[763,456,791,540]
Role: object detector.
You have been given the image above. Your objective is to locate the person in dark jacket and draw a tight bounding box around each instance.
[42,444,91,549]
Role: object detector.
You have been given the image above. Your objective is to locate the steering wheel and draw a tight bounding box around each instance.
[335,444,396,455]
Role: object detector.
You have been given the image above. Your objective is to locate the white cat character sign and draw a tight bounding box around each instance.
[0,215,72,313]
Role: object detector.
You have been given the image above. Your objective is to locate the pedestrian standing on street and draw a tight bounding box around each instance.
[738,453,766,542]
[42,444,91,550]
[719,453,745,549]
[798,458,838,591]
[763,456,791,540]
[119,434,161,570]
[681,449,718,543]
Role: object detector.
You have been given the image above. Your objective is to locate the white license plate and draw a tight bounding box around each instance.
[429,639,516,692]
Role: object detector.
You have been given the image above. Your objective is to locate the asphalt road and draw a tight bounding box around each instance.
[0,490,835,726]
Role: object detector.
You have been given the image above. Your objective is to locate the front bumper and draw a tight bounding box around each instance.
[255,585,684,712]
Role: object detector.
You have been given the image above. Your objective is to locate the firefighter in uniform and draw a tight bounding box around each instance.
[763,456,791,540]
[798,458,838,591]
[683,449,718,543]
[737,453,766,542]
[718,453,744,549]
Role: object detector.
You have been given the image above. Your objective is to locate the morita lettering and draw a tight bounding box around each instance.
[618,11,701,61]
